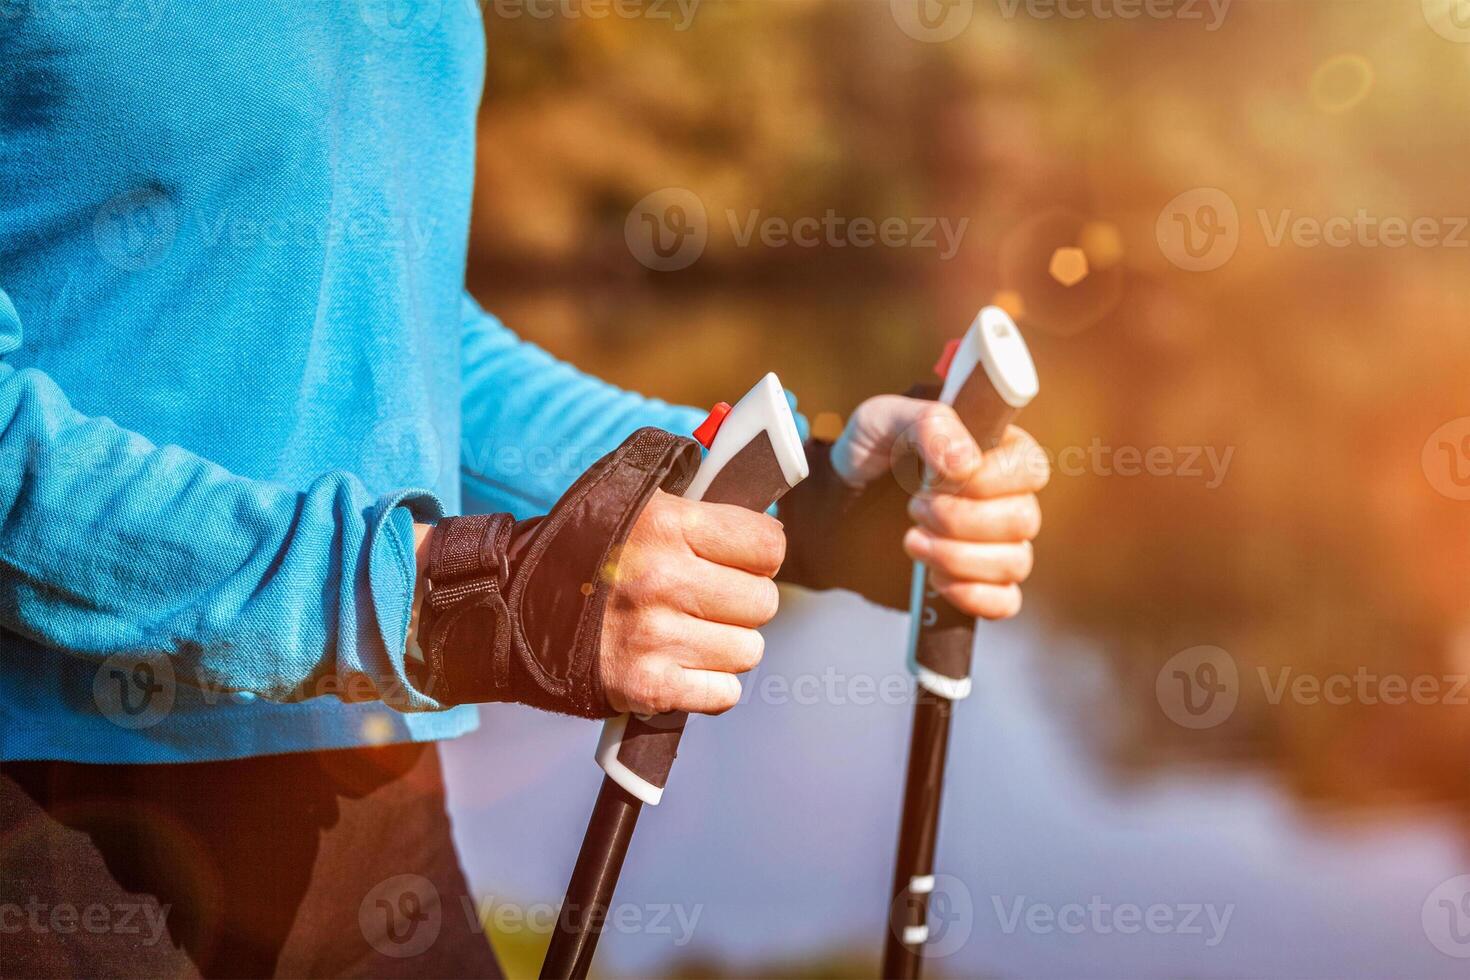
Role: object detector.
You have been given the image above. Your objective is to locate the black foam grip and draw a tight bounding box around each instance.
[614,432,793,786]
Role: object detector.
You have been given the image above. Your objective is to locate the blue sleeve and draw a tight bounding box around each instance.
[458,293,706,518]
[0,288,448,711]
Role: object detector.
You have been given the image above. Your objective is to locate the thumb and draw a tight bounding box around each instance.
[831,395,981,491]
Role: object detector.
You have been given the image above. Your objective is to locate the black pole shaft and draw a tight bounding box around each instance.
[883,691,954,979]
[542,778,643,980]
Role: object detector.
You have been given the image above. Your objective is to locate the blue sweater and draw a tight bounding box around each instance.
[0,3,703,761]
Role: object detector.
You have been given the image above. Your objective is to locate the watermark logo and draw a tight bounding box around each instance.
[1424,0,1470,43]
[891,0,974,42]
[1156,187,1239,272]
[1422,874,1470,958]
[625,187,708,272]
[0,899,171,944]
[728,210,968,260]
[889,874,974,958]
[922,874,975,958]
[1156,645,1238,729]
[362,415,445,489]
[1422,417,1470,500]
[359,0,443,40]
[992,895,1233,946]
[93,653,177,730]
[994,0,1230,31]
[94,187,177,272]
[360,874,442,958]
[484,0,701,30]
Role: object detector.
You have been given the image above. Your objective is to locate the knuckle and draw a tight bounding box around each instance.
[628,562,674,606]
[649,493,690,542]
[634,660,679,715]
[926,495,960,536]
[926,536,958,574]
[629,608,676,653]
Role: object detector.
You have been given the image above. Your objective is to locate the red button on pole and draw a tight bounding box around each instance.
[934,337,962,380]
[693,402,733,449]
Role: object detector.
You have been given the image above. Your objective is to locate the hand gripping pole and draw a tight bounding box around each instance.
[543,373,808,980]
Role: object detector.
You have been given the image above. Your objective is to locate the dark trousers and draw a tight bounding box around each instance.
[0,742,503,979]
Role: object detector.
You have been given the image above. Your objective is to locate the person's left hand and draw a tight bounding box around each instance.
[831,395,1049,619]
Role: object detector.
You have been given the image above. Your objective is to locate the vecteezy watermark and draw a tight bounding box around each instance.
[887,424,1234,501]
[991,895,1234,947]
[358,0,443,40]
[888,874,974,959]
[890,0,975,43]
[0,899,171,946]
[727,210,969,261]
[361,875,443,958]
[994,0,1230,31]
[1157,646,1470,729]
[625,188,709,272]
[93,187,179,273]
[1156,187,1240,273]
[464,896,703,945]
[623,187,970,271]
[1156,646,1239,730]
[1257,210,1468,251]
[91,658,447,730]
[1421,417,1470,501]
[1051,439,1233,489]
[357,877,703,959]
[1423,874,1470,958]
[94,192,439,272]
[483,0,700,30]
[1423,0,1470,44]
[93,653,177,730]
[1158,187,1470,272]
[742,667,916,708]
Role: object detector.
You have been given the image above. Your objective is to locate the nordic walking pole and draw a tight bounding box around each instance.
[542,373,809,980]
[882,308,1038,979]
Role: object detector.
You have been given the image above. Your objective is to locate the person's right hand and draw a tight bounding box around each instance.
[598,489,787,717]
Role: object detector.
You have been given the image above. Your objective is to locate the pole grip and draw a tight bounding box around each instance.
[906,307,1036,700]
[596,373,808,805]
[907,402,1015,699]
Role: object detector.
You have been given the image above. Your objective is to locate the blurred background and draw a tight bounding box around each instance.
[445,1,1470,975]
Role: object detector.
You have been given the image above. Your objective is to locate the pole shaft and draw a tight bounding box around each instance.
[542,778,643,980]
[883,692,954,979]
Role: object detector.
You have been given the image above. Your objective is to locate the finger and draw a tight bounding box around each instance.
[670,667,745,716]
[927,572,1023,620]
[908,493,1042,542]
[904,531,1033,585]
[896,405,982,492]
[673,617,766,674]
[679,502,787,576]
[673,561,781,627]
[950,426,1050,499]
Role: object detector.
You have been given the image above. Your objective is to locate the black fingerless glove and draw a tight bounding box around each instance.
[778,385,940,611]
[417,428,701,717]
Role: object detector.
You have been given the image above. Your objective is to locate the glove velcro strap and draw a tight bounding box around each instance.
[426,513,513,614]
